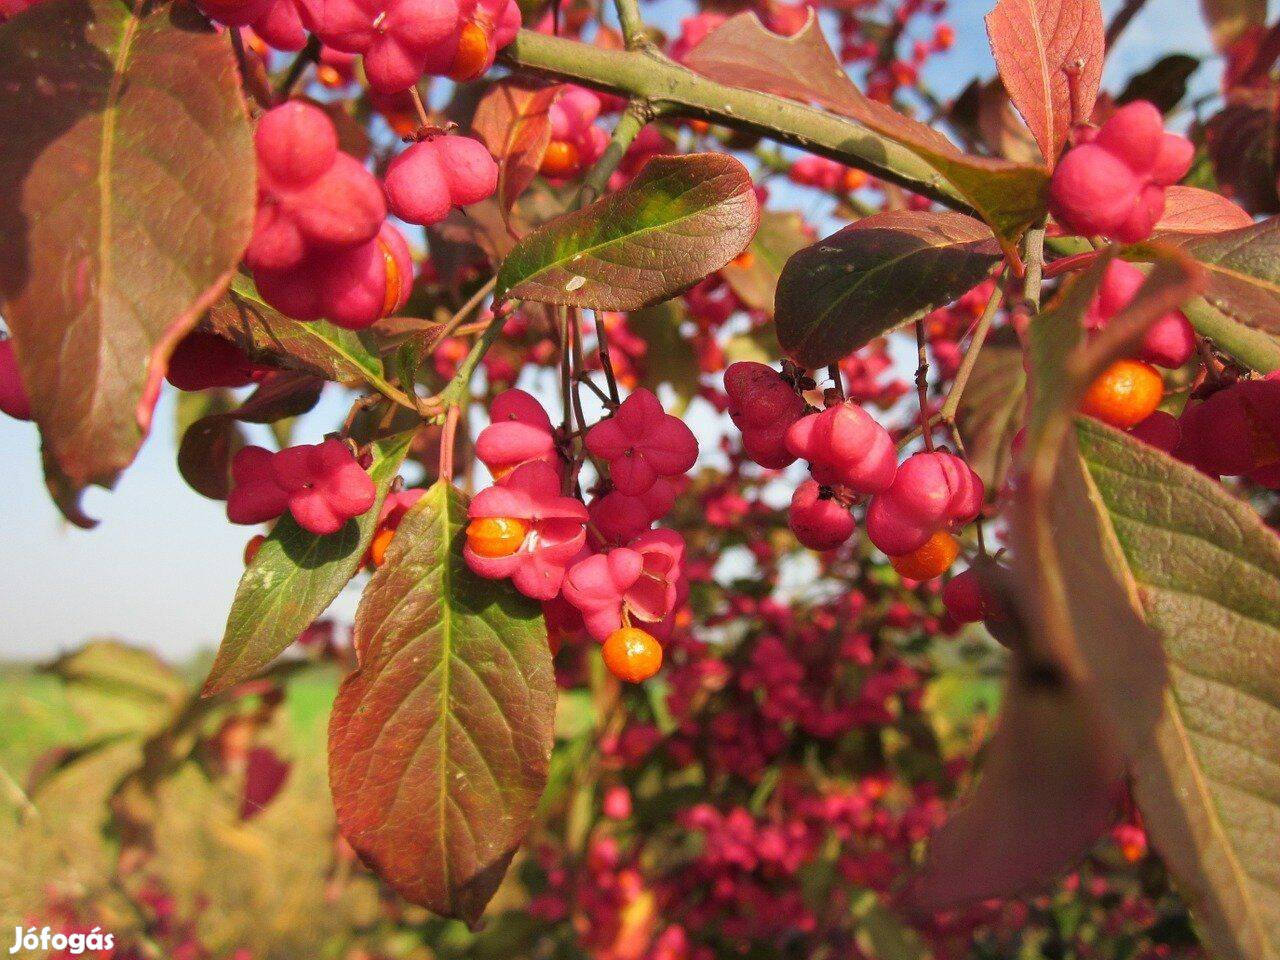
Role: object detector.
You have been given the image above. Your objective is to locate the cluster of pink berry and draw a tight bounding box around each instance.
[227,439,377,535]
[837,1,952,98]
[198,0,518,88]
[788,155,870,195]
[1133,373,1280,487]
[246,100,497,329]
[247,101,411,329]
[462,386,698,682]
[225,440,422,565]
[540,86,610,179]
[1049,101,1193,243]
[723,361,983,581]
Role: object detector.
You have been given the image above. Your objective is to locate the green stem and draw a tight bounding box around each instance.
[1020,222,1047,313]
[579,99,651,204]
[275,35,321,103]
[500,30,969,211]
[439,308,508,407]
[1182,297,1280,374]
[612,0,648,50]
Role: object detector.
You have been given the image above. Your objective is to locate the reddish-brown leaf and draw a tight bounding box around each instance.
[472,80,561,225]
[330,482,554,926]
[985,0,1105,168]
[906,659,1125,914]
[683,12,1049,243]
[0,0,255,525]
[1155,185,1255,234]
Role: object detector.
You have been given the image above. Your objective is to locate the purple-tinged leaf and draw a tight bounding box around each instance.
[776,211,1001,367]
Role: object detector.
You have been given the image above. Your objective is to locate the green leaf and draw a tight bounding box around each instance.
[626,300,700,413]
[0,0,255,526]
[203,432,414,696]
[1077,418,1280,960]
[205,273,391,388]
[684,12,1049,243]
[47,640,187,739]
[329,481,554,926]
[953,329,1026,494]
[494,153,760,309]
[1155,218,1280,333]
[775,211,1001,367]
[720,209,812,315]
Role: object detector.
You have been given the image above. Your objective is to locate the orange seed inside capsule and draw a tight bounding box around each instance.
[379,235,403,318]
[448,21,493,82]
[466,516,529,557]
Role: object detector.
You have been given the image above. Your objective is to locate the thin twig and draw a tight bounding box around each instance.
[577,99,651,206]
[939,281,1006,423]
[592,310,621,404]
[578,372,614,405]
[438,276,498,342]
[1105,0,1150,49]
[437,304,511,409]
[439,405,460,480]
[827,363,845,401]
[408,84,432,129]
[275,35,321,103]
[914,320,934,451]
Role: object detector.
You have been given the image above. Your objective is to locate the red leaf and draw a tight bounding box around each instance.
[472,80,561,227]
[240,746,291,820]
[0,0,255,525]
[1155,185,1255,234]
[985,0,1105,168]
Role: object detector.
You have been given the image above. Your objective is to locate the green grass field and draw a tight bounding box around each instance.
[0,654,393,959]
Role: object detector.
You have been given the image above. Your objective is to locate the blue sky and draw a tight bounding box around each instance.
[0,0,1221,661]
